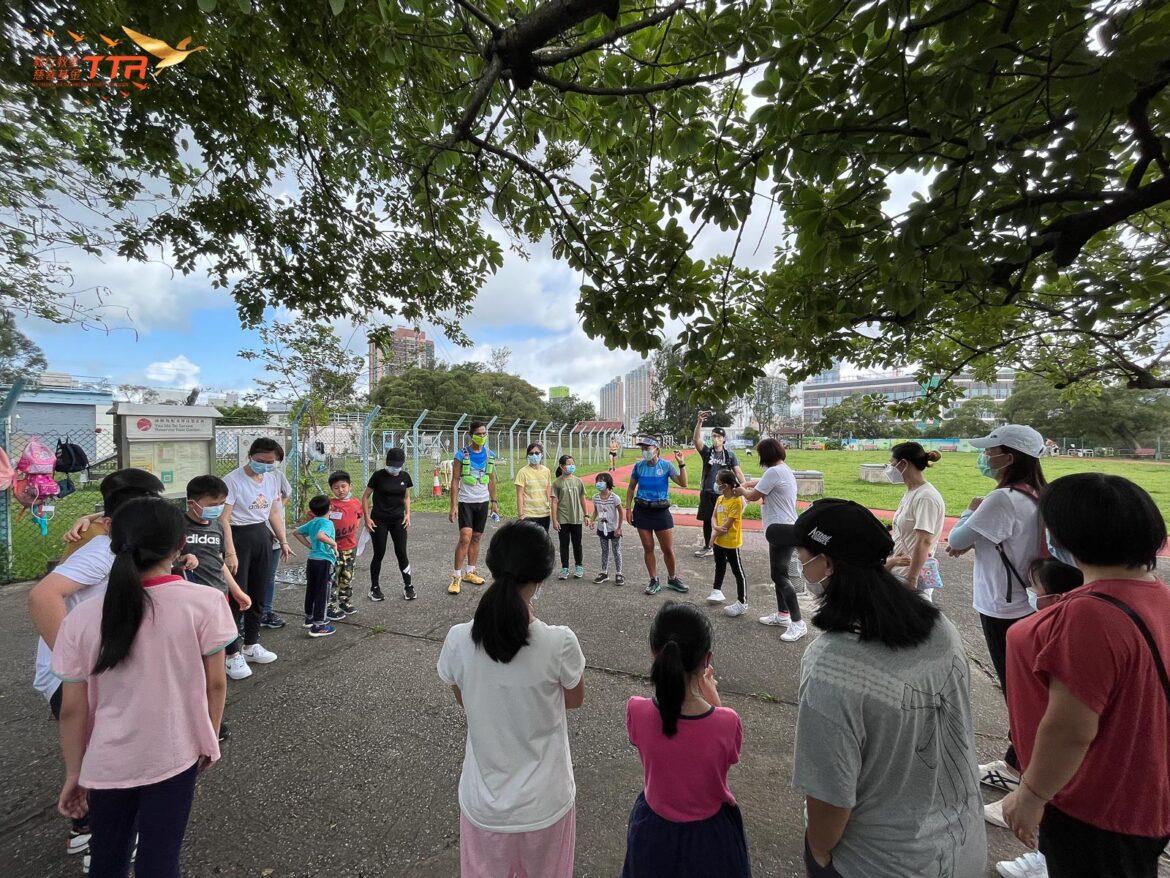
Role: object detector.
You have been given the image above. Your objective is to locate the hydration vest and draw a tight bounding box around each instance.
[460,446,495,487]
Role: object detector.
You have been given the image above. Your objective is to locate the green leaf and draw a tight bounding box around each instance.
[196,0,217,11]
[329,0,345,15]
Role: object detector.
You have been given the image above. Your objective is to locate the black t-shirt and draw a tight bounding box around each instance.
[699,445,739,494]
[366,468,414,522]
[183,516,227,592]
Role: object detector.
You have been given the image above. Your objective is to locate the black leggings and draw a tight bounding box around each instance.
[1040,804,1170,878]
[230,523,273,646]
[769,541,801,621]
[558,523,583,568]
[370,519,410,590]
[713,545,747,602]
[980,612,1027,769]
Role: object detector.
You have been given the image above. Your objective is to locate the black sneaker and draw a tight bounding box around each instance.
[340,601,358,615]
[218,722,230,743]
[643,578,661,595]
[369,587,385,602]
[260,612,286,629]
[665,577,689,593]
[326,607,346,622]
[615,574,625,586]
[593,572,609,583]
[403,584,417,601]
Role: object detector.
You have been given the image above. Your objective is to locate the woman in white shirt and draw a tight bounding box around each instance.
[884,442,946,601]
[438,520,586,878]
[735,438,804,640]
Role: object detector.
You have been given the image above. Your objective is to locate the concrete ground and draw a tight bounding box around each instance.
[0,514,1163,877]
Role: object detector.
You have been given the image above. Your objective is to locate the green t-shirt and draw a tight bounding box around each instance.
[552,476,586,524]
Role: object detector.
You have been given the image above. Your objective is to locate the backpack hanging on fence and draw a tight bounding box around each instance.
[13,437,60,535]
[54,438,89,473]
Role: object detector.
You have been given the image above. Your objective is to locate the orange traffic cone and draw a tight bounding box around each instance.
[433,466,442,497]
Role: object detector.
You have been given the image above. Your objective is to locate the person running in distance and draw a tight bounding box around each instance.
[448,422,498,595]
[627,436,689,596]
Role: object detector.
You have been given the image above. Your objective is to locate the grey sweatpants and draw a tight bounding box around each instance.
[599,535,623,574]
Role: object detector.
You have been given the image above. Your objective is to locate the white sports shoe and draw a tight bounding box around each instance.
[979,759,1021,792]
[984,798,1009,829]
[724,601,748,617]
[758,611,791,626]
[225,653,252,680]
[996,851,1048,878]
[241,643,278,664]
[706,589,726,604]
[780,621,808,642]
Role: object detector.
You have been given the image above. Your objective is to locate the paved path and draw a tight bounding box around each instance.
[3,514,1165,877]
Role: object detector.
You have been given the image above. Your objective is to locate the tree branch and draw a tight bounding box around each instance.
[533,0,687,66]
[531,59,758,96]
[1125,67,1170,189]
[454,0,502,37]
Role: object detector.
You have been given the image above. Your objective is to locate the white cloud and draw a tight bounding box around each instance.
[145,355,201,386]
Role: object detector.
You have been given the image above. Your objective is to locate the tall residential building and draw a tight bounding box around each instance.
[625,362,654,434]
[599,376,624,423]
[368,327,436,387]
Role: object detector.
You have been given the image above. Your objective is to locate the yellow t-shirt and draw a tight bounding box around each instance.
[514,465,552,518]
[713,494,745,549]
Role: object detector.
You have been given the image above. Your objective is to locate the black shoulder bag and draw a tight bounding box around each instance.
[1085,591,1170,708]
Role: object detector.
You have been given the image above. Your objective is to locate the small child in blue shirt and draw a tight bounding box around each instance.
[293,495,338,638]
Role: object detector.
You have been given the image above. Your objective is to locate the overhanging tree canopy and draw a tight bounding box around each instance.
[2,0,1168,407]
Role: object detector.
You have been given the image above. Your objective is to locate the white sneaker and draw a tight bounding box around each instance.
[759,611,791,626]
[996,851,1047,878]
[984,798,1009,829]
[225,653,252,680]
[706,589,726,604]
[725,601,748,617]
[241,643,278,664]
[980,759,1021,792]
[780,621,808,642]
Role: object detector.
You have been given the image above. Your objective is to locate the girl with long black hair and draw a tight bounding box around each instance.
[437,520,586,878]
[52,498,237,878]
[623,601,750,878]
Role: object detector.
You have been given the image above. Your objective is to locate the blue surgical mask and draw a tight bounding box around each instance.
[249,459,276,474]
[642,449,655,461]
[976,450,1000,479]
[566,464,576,474]
[1045,529,1078,567]
[595,482,606,490]
[1026,588,1040,612]
[198,503,224,521]
[528,453,542,465]
[387,466,402,475]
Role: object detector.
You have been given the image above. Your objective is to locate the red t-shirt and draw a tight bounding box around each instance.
[328,497,364,551]
[1006,579,1170,837]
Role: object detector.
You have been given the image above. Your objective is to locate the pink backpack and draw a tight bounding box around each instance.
[14,437,60,509]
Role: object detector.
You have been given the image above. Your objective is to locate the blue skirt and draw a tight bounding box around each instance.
[621,792,751,878]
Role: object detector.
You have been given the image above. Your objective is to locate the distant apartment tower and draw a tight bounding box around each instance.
[368,327,436,387]
[549,385,571,410]
[600,376,624,422]
[625,363,654,434]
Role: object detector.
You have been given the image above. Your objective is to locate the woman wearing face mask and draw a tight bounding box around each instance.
[999,475,1170,878]
[515,443,553,532]
[627,437,689,595]
[221,438,291,666]
[772,499,986,878]
[945,425,1046,816]
[363,448,415,602]
[884,442,946,601]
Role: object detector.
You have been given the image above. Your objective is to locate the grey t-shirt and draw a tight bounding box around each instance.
[183,517,228,593]
[793,617,986,878]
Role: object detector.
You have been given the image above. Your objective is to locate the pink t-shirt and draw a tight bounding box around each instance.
[51,575,238,789]
[626,696,742,822]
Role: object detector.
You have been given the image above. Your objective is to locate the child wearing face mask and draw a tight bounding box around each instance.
[587,472,624,585]
[515,443,553,531]
[552,455,587,580]
[183,476,253,690]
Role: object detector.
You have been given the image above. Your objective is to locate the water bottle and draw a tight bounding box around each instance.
[490,510,501,524]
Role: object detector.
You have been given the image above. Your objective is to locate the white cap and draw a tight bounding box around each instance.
[969,424,1045,458]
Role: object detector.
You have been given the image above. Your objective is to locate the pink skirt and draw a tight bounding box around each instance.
[459,807,576,878]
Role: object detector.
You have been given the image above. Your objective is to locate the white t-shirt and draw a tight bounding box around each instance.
[755,463,798,528]
[966,487,1042,619]
[891,482,947,583]
[437,618,585,832]
[34,535,113,700]
[224,467,283,526]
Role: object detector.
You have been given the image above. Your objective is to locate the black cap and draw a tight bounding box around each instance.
[712,427,726,437]
[386,447,406,466]
[99,468,165,504]
[767,498,893,568]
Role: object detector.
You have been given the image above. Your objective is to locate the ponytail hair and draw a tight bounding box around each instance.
[472,520,555,663]
[648,601,713,737]
[555,454,573,478]
[94,498,185,674]
[892,441,941,471]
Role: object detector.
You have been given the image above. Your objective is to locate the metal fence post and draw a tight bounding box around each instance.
[452,414,468,465]
[556,423,566,461]
[361,406,381,489]
[0,379,26,582]
[526,420,537,450]
[540,420,554,457]
[411,409,428,497]
[286,400,310,522]
[508,418,521,479]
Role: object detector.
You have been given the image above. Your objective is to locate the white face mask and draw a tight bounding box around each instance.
[884,462,905,484]
[801,554,829,596]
